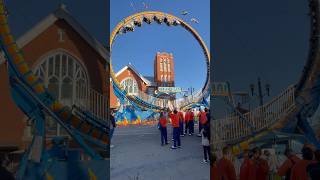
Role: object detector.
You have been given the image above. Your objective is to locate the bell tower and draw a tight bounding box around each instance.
[154,52,175,87]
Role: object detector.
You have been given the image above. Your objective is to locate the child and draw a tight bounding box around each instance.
[159,112,168,146]
[201,126,210,163]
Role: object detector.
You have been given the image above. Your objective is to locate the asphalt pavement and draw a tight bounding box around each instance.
[110,124,210,180]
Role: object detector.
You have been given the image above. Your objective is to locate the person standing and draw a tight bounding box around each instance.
[210,154,219,180]
[159,112,168,146]
[307,149,320,180]
[217,146,237,180]
[188,109,195,135]
[240,149,256,180]
[178,109,185,137]
[169,109,181,149]
[110,109,117,148]
[197,108,207,137]
[277,148,300,180]
[253,147,269,180]
[201,126,210,163]
[290,146,315,180]
[184,109,190,135]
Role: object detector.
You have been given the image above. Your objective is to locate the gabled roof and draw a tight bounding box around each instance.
[115,63,152,85]
[16,4,109,62]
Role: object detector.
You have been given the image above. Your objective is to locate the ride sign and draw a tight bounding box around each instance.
[158,87,182,93]
[212,82,230,96]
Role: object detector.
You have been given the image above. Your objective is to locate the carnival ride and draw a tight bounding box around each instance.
[110,11,211,125]
[0,2,108,179]
[211,0,320,154]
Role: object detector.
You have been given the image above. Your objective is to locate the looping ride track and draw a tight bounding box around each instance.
[0,2,108,179]
[110,11,211,111]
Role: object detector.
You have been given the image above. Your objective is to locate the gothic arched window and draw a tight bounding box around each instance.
[34,50,89,136]
[120,77,138,95]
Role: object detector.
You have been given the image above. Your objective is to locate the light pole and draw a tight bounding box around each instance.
[250,77,270,106]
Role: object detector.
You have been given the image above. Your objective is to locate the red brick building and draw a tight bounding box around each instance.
[0,6,109,153]
[110,52,175,109]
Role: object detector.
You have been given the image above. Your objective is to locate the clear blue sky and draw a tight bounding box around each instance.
[111,0,210,94]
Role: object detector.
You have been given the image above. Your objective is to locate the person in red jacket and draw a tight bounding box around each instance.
[211,153,219,180]
[290,146,315,180]
[197,108,207,137]
[178,109,185,137]
[253,147,269,180]
[240,149,256,180]
[184,109,190,135]
[169,109,180,149]
[217,146,237,180]
[188,109,195,135]
[277,148,301,180]
[159,111,168,146]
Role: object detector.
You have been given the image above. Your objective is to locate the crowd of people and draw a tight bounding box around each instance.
[158,107,211,163]
[210,144,320,180]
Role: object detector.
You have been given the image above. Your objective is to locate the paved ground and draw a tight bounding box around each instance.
[110,124,210,180]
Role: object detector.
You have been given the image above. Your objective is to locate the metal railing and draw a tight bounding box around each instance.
[212,85,296,144]
[74,84,108,122]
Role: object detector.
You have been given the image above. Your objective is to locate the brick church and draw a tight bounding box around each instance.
[0,5,109,155]
[110,52,175,109]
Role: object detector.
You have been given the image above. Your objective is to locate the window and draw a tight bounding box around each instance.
[160,59,163,72]
[168,75,170,81]
[34,50,89,136]
[120,78,138,95]
[161,75,163,82]
[168,61,171,72]
[163,59,167,72]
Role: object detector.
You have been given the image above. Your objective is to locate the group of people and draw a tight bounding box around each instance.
[158,107,211,163]
[210,144,320,180]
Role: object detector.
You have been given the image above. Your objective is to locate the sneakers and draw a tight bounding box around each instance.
[189,134,192,136]
[165,142,169,145]
[203,159,208,163]
[110,144,115,148]
[197,134,202,137]
[180,135,184,137]
[171,146,177,149]
[177,146,181,148]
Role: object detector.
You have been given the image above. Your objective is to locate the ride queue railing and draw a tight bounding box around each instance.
[212,85,296,144]
[74,84,108,122]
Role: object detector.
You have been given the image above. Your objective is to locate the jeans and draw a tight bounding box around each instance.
[160,126,168,145]
[179,121,184,135]
[203,145,210,160]
[188,120,194,134]
[185,121,189,134]
[173,127,181,147]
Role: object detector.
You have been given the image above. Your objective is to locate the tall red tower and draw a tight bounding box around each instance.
[154,52,175,87]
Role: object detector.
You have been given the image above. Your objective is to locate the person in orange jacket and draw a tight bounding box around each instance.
[217,146,237,180]
[253,147,269,180]
[169,109,180,149]
[188,109,195,135]
[290,146,315,180]
[178,109,185,137]
[277,148,301,180]
[240,149,256,180]
[210,153,219,180]
[197,108,207,137]
[159,111,168,146]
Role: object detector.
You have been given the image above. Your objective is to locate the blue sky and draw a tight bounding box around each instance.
[111,0,210,94]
